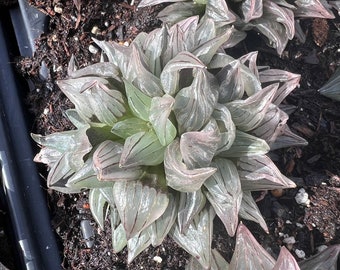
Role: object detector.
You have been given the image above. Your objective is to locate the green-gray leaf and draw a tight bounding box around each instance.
[57,77,126,126]
[174,69,217,133]
[124,79,152,121]
[218,130,270,158]
[230,224,276,270]
[89,188,108,230]
[149,94,177,146]
[113,180,169,239]
[204,158,242,236]
[127,229,151,263]
[178,189,206,234]
[93,140,143,181]
[180,119,220,168]
[120,131,165,168]
[111,117,149,139]
[237,155,296,191]
[164,139,217,192]
[171,206,215,269]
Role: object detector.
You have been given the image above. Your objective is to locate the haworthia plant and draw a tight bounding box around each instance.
[32,16,307,268]
[138,0,335,55]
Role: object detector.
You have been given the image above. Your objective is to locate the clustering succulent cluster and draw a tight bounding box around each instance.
[32,14,310,269]
[138,0,335,55]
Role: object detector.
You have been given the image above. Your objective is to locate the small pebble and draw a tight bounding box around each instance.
[316,245,328,253]
[153,256,162,263]
[89,45,99,54]
[54,5,63,14]
[296,222,304,228]
[283,236,296,244]
[295,249,306,259]
[295,188,310,207]
[91,26,100,35]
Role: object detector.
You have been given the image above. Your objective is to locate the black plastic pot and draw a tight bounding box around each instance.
[0,1,61,269]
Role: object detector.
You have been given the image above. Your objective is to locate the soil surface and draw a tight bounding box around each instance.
[3,0,340,269]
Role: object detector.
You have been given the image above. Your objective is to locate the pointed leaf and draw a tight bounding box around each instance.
[174,69,217,133]
[319,67,340,101]
[113,180,169,239]
[149,94,177,146]
[180,119,220,168]
[149,192,178,246]
[273,246,300,270]
[111,117,149,139]
[178,189,206,234]
[57,77,126,126]
[205,0,236,25]
[251,104,289,144]
[160,51,206,96]
[269,125,308,150]
[127,229,151,263]
[204,158,242,236]
[120,131,165,168]
[124,79,152,121]
[128,44,164,97]
[213,104,236,154]
[294,0,335,19]
[111,222,127,253]
[93,140,143,181]
[171,206,215,269]
[239,191,268,233]
[226,83,278,131]
[89,188,108,230]
[164,139,217,192]
[237,155,296,191]
[230,224,276,270]
[218,130,270,158]
[186,249,230,270]
[259,69,301,105]
[240,0,263,23]
[298,245,340,270]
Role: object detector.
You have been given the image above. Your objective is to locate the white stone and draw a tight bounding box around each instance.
[295,249,306,259]
[295,188,310,206]
[153,256,162,263]
[283,236,296,244]
[89,45,99,54]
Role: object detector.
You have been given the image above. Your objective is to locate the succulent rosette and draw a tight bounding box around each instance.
[138,0,335,55]
[32,16,307,268]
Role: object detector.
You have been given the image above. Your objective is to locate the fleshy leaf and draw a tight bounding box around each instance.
[171,206,215,269]
[120,131,165,168]
[124,79,152,121]
[237,155,296,191]
[298,244,340,270]
[218,130,270,158]
[178,189,206,234]
[240,0,263,23]
[149,192,179,246]
[113,180,169,239]
[111,117,149,139]
[57,77,126,126]
[259,69,301,105]
[89,188,108,230]
[319,67,340,101]
[273,246,300,270]
[160,51,206,96]
[186,248,230,270]
[238,191,268,233]
[93,140,143,181]
[127,229,151,263]
[180,119,220,168]
[138,0,185,8]
[229,224,276,270]
[204,158,242,236]
[294,0,335,19]
[205,0,236,25]
[67,158,115,190]
[226,83,278,131]
[164,139,217,192]
[269,125,308,150]
[111,222,127,253]
[128,44,164,97]
[251,104,289,144]
[213,104,236,154]
[149,94,177,146]
[174,69,218,133]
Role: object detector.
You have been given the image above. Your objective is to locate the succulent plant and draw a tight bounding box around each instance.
[32,16,307,268]
[319,67,340,101]
[138,0,335,55]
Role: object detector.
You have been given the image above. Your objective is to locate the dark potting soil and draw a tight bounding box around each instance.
[2,0,339,269]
